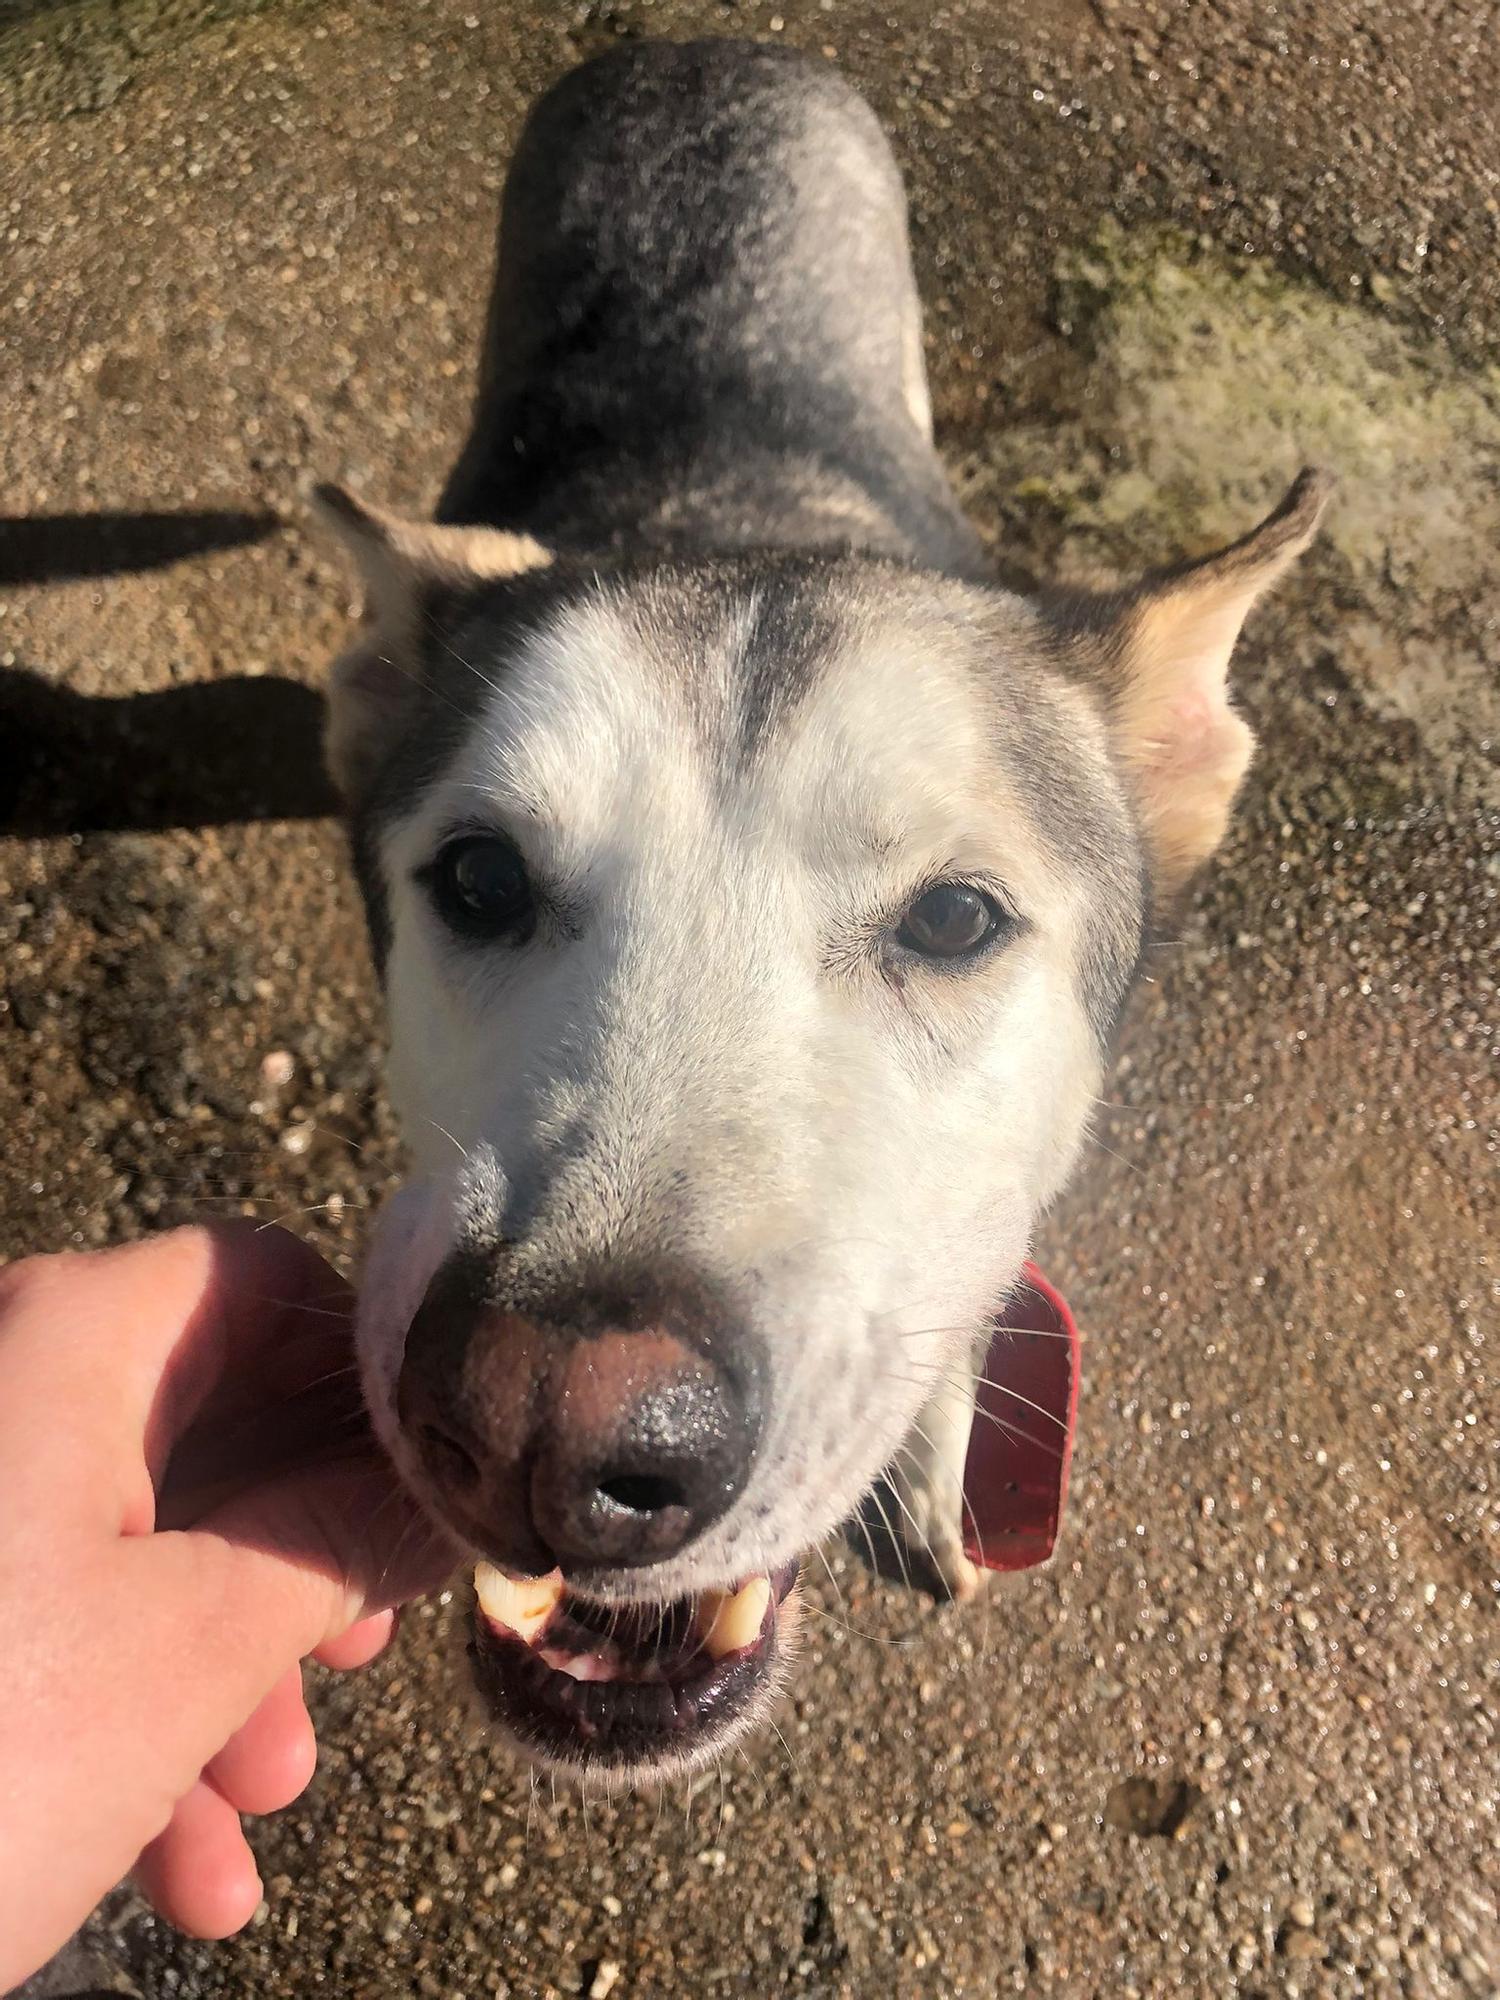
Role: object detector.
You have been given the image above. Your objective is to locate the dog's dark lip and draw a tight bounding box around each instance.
[468,1561,798,1771]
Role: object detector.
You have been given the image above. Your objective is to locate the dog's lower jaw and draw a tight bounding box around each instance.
[466,1564,802,1785]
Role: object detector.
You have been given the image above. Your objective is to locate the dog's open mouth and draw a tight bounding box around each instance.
[469,1561,799,1772]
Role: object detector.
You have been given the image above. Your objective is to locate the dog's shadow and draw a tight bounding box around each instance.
[1,508,338,837]
[1,665,337,836]
[0,506,277,589]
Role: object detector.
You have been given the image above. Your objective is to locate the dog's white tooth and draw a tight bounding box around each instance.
[473,1562,564,1642]
[696,1575,772,1659]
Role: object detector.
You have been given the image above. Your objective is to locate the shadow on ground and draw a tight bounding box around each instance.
[0,508,275,587]
[1,665,336,835]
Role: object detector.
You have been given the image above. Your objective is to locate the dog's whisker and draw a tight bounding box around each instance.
[869,1466,932,1591]
[349,637,476,731]
[768,1714,802,1782]
[252,1201,350,1234]
[796,1597,911,1649]
[302,1123,375,1156]
[936,1371,1073,1433]
[888,1318,1091,1347]
[861,1476,916,1595]
[810,1540,855,1628]
[424,1118,473,1164]
[265,1362,364,1402]
[878,1458,944,1581]
[848,1503,889,1599]
[963,1400,1065,1462]
[249,1295,357,1324]
[370,1495,428,1605]
[879,1360,1070,1431]
[876,1365,1067,1465]
[417,603,508,700]
[732,1740,769,1809]
[1085,1134,1151,1178]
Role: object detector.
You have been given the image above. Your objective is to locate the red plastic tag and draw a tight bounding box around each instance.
[961,1261,1080,1572]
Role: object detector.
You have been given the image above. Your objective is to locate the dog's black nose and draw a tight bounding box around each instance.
[395,1261,763,1574]
[529,1330,757,1566]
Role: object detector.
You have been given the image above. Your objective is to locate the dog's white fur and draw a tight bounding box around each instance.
[354,579,1103,1608]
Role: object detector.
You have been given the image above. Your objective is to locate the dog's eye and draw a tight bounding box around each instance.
[427,835,536,942]
[896,883,1008,960]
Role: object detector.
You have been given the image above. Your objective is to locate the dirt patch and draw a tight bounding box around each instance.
[953,225,1500,805]
[0,0,319,122]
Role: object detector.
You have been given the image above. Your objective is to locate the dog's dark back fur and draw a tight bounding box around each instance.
[439,40,987,579]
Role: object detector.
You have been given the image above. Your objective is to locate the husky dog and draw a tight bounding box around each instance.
[315,38,1327,1784]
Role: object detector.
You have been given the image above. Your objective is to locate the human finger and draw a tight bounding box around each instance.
[313,1608,397,1671]
[205,1665,316,1816]
[132,1778,263,1941]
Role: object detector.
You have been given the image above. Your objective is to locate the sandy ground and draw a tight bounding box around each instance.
[2,0,1496,1995]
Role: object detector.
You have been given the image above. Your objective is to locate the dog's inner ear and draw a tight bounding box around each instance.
[1092,467,1332,906]
[310,483,552,800]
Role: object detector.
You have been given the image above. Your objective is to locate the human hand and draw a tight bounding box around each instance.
[0,1223,456,1989]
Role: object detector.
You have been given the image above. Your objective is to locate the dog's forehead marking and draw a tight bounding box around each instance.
[432,573,1097,897]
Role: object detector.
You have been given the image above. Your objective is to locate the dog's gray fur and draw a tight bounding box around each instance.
[439,40,984,574]
[316,39,1329,1778]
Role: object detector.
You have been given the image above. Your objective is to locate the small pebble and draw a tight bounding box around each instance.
[260,1048,295,1086]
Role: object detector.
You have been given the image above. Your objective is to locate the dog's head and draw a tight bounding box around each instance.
[314,472,1327,1783]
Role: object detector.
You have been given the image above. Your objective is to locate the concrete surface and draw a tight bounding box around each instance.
[2,0,1496,1995]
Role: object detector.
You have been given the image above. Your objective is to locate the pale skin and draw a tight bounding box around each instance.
[0,1224,455,1992]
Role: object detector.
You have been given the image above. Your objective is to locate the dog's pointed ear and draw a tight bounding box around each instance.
[308,483,552,799]
[1090,467,1332,906]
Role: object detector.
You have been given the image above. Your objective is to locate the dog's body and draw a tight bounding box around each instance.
[317,40,1327,1784]
[437,40,981,576]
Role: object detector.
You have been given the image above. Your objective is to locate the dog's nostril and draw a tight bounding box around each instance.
[598,1471,686,1517]
[527,1323,765,1568]
[419,1422,482,1492]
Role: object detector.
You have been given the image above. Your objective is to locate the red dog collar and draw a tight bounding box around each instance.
[961,1261,1080,1572]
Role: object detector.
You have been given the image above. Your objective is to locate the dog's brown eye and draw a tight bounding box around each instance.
[897,883,1007,960]
[427,835,536,943]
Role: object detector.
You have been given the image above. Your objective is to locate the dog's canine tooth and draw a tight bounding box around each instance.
[696,1576,771,1659]
[473,1563,564,1642]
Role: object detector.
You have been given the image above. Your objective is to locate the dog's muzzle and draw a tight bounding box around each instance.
[389,1253,784,1772]
[387,1249,1078,1777]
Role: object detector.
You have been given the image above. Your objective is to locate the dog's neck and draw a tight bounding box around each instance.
[440,425,988,579]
